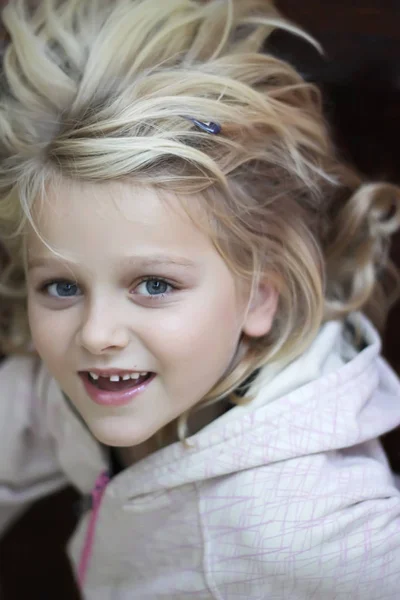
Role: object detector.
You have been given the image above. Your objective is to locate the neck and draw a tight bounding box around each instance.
[117,401,228,467]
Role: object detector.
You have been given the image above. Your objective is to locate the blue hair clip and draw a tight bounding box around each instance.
[186,117,222,135]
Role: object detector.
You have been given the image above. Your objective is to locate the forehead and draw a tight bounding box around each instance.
[27,178,213,260]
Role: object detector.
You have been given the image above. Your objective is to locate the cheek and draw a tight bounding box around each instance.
[150,293,243,367]
[27,301,70,361]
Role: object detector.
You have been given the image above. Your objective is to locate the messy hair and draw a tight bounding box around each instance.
[0,0,399,426]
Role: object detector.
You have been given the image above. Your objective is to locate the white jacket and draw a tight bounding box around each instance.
[1,313,400,599]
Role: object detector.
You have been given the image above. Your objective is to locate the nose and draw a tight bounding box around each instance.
[76,298,130,355]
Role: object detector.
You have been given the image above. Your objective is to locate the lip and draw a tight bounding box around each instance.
[80,372,155,407]
[82,368,147,376]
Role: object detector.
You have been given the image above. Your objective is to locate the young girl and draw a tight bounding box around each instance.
[1,0,400,598]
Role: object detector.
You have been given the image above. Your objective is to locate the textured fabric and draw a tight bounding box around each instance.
[1,313,400,598]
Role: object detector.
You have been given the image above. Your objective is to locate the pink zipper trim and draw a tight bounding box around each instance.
[78,470,110,589]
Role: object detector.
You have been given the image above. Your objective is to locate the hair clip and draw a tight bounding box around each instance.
[185,117,222,135]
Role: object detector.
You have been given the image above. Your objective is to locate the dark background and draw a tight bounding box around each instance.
[1,1,400,598]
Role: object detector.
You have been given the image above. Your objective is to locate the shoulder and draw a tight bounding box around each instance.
[198,447,400,599]
[0,352,65,438]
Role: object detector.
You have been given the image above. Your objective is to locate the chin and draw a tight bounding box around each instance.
[87,415,157,448]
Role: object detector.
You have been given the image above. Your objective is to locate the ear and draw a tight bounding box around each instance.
[242,282,278,338]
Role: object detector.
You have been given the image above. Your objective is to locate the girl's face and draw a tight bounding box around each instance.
[26,180,276,448]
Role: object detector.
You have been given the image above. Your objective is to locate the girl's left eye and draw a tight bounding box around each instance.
[134,278,173,298]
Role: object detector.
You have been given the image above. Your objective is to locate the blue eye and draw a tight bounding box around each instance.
[136,278,172,297]
[45,281,82,298]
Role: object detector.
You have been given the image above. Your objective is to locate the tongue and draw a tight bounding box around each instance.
[96,375,148,392]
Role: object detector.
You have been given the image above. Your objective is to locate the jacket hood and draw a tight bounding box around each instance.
[103,313,400,501]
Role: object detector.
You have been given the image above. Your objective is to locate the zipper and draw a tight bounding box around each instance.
[77,470,110,589]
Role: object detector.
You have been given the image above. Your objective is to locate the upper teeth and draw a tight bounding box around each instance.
[89,372,148,382]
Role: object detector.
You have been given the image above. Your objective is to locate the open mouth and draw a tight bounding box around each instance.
[82,371,154,392]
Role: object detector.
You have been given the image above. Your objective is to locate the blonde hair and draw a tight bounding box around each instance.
[0,0,399,420]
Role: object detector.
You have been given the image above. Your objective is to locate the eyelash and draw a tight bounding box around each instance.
[134,277,175,299]
[38,279,80,298]
[38,277,177,300]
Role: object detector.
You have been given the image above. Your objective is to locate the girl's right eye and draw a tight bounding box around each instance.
[42,280,82,298]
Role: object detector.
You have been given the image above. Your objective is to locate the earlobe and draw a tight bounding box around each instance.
[242,283,278,338]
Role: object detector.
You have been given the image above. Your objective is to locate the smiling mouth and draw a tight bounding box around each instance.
[82,372,154,392]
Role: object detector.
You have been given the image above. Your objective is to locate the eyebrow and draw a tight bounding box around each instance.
[27,254,198,271]
[119,256,198,270]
